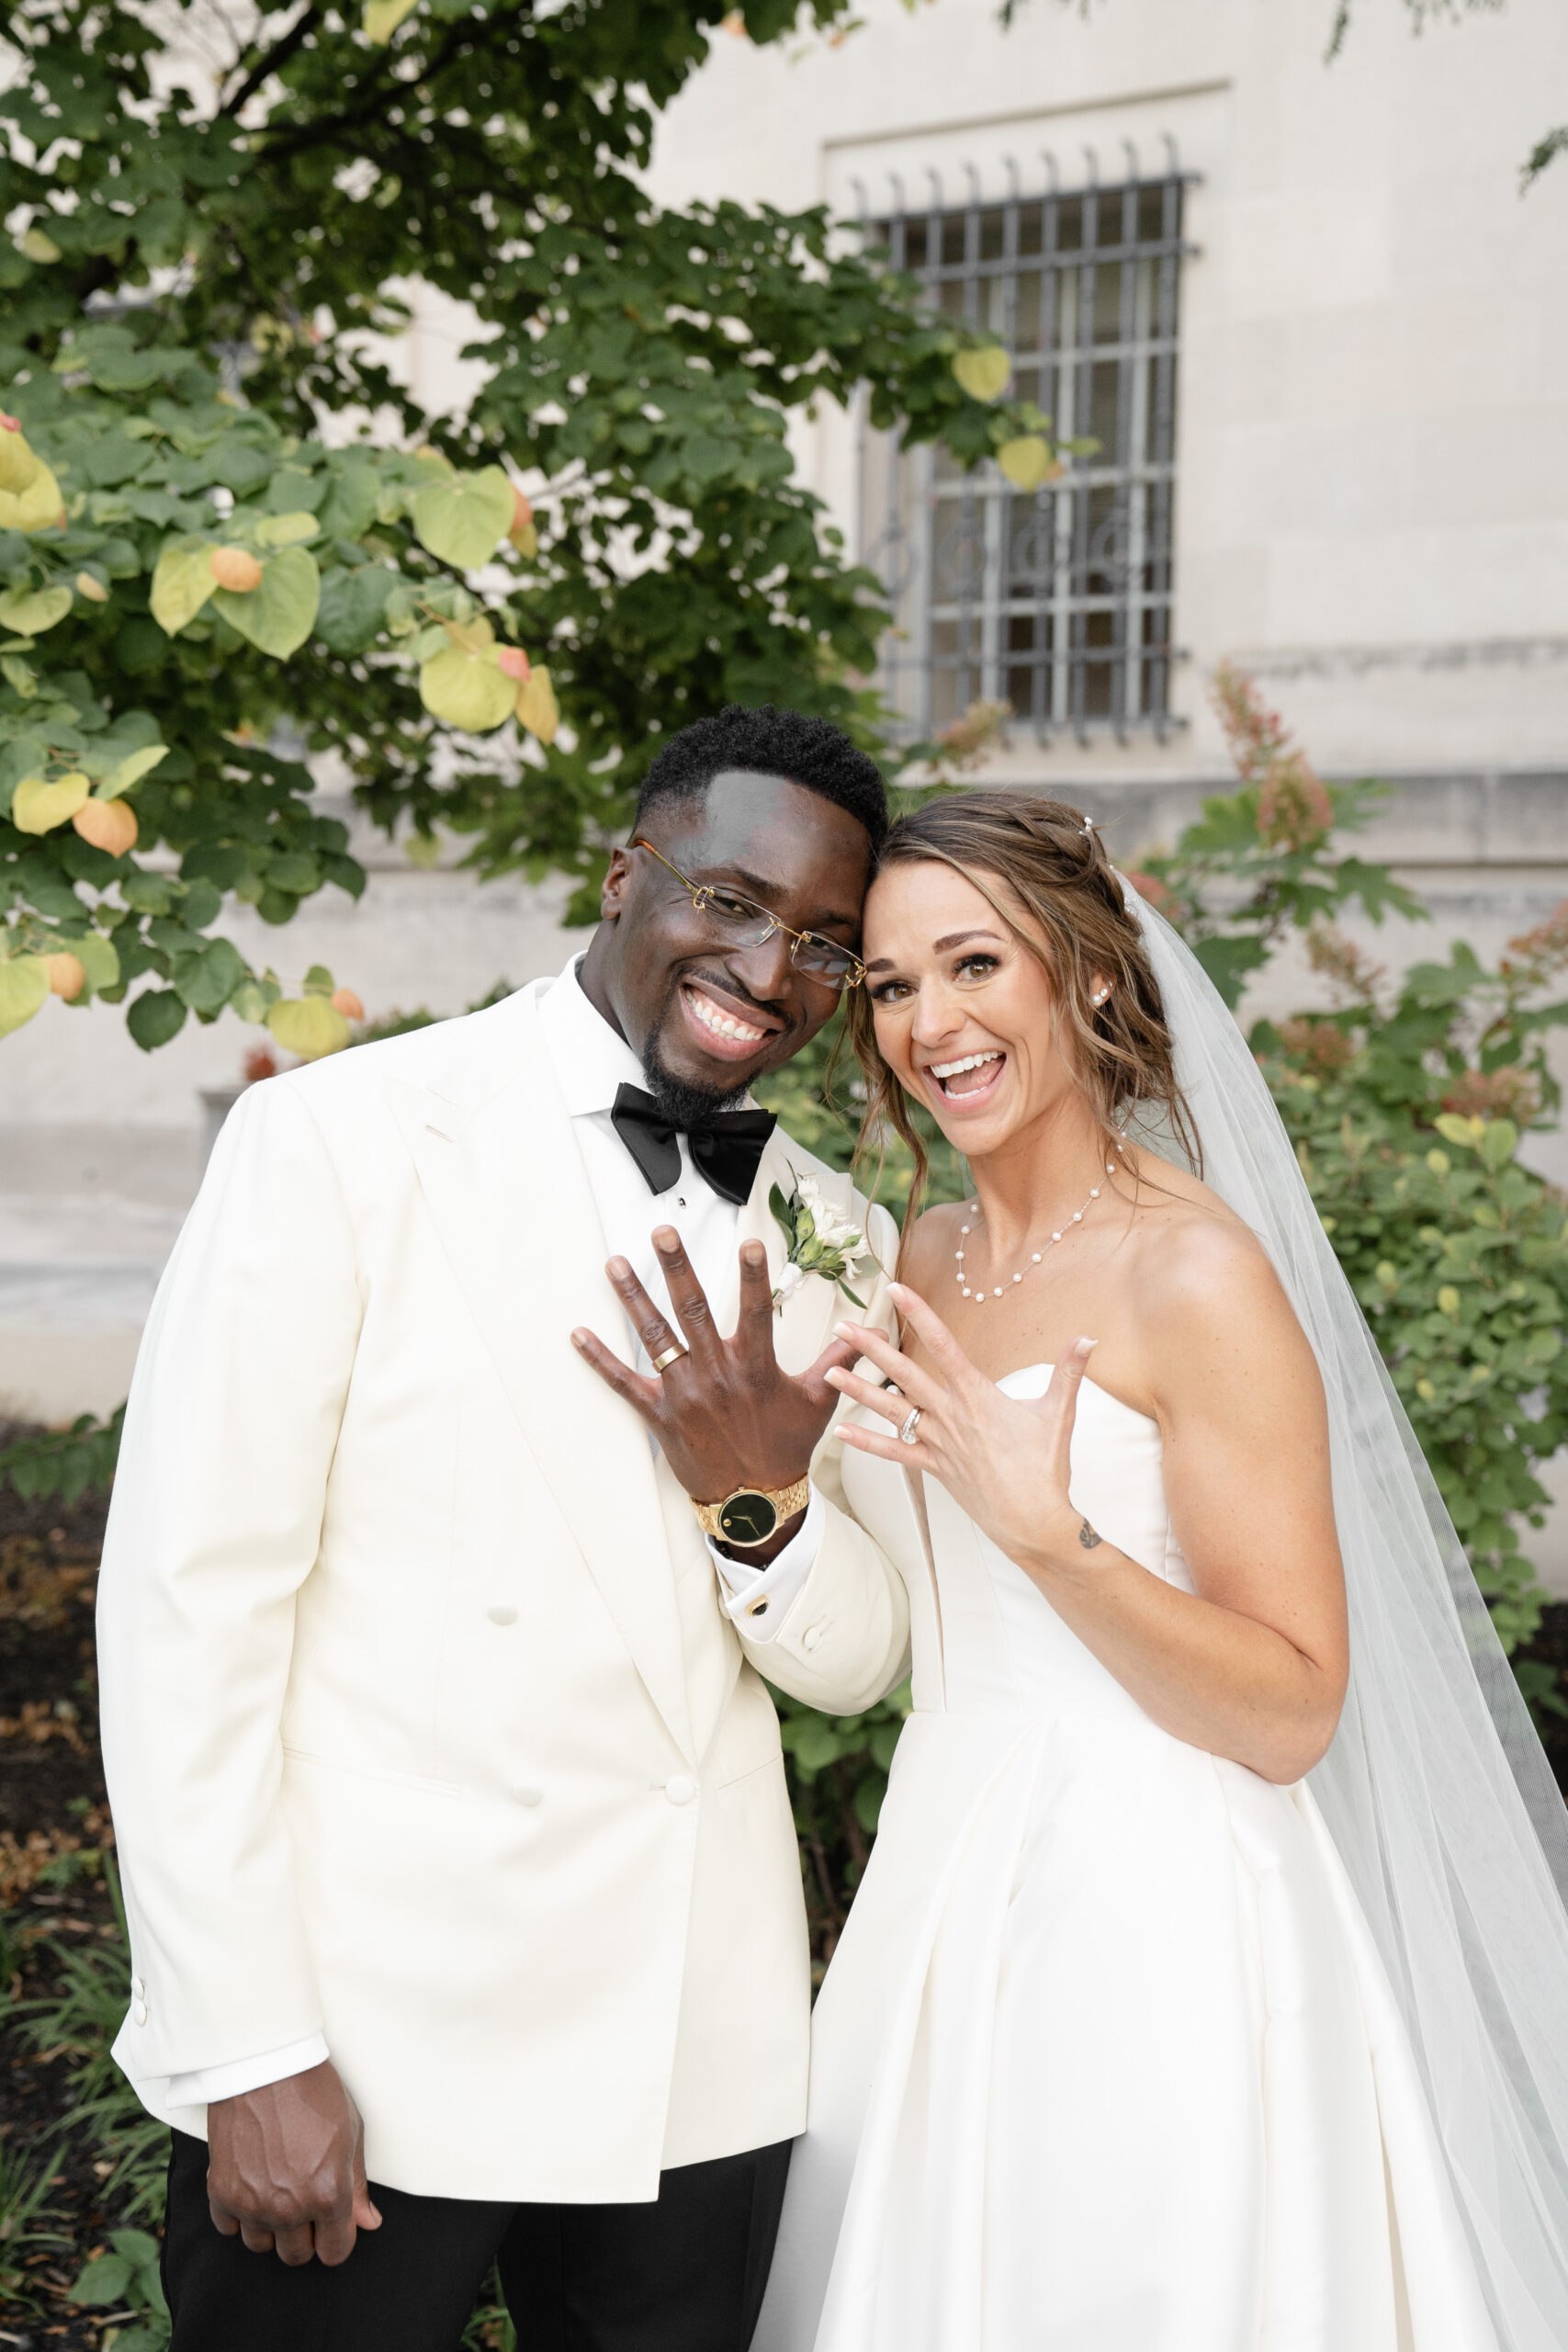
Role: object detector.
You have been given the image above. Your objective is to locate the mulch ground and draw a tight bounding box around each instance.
[1,1453,118,2349]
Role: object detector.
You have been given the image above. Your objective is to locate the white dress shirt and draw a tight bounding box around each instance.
[164,956,819,2109]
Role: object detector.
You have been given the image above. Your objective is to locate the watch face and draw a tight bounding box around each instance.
[719,1489,779,1545]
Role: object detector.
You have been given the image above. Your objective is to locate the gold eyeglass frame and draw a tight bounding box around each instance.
[629,836,866,991]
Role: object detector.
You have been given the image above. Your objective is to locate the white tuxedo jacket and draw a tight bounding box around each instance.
[96,983,910,2200]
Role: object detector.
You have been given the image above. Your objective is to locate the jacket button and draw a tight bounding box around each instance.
[132,1998,150,2027]
[487,1604,518,1626]
[664,1775,697,1806]
[802,1623,823,1652]
[130,1975,145,2000]
[512,1783,544,1808]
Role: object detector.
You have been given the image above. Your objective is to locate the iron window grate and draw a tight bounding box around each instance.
[858,165,1196,745]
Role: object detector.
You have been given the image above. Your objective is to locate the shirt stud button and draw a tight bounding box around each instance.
[749,1599,770,1618]
[664,1774,697,1806]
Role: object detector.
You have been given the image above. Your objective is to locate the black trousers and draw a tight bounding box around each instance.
[162,2127,793,2352]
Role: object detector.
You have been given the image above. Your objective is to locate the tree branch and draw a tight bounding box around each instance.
[219,2,325,119]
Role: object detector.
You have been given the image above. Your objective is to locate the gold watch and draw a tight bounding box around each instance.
[693,1476,812,1549]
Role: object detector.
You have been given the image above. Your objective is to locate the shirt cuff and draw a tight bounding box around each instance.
[164,2032,331,2109]
[709,1486,824,1643]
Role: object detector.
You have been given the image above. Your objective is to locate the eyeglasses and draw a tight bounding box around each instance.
[630,838,865,991]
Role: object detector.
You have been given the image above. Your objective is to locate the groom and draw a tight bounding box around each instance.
[96,704,910,2351]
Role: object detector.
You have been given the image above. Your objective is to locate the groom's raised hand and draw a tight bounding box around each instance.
[571,1229,856,1559]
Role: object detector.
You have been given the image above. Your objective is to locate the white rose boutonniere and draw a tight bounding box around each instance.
[769,1168,870,1315]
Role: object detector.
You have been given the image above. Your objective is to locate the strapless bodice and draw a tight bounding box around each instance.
[841,1367,1196,1723]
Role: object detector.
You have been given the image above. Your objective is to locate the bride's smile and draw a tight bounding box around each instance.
[861,861,1111,1157]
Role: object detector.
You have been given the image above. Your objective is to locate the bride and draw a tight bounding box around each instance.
[755,792,1568,2352]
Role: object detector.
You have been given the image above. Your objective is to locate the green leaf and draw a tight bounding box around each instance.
[150,539,216,636]
[173,934,245,1014]
[106,742,170,796]
[0,956,50,1037]
[73,933,120,996]
[0,583,73,634]
[411,466,514,571]
[1480,1120,1518,1171]
[107,2228,162,2267]
[68,2253,134,2305]
[211,545,321,657]
[127,986,188,1050]
[254,510,321,548]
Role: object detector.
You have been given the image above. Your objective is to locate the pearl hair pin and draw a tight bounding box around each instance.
[954,1136,1126,1305]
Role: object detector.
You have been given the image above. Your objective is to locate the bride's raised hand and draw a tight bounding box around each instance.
[825,1282,1100,1577]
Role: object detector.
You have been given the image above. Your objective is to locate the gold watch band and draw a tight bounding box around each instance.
[693,1475,812,1545]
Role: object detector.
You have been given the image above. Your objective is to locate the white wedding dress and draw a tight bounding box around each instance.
[757,1369,1500,2352]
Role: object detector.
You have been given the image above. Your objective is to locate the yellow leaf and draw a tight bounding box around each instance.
[0,956,49,1037]
[266,996,352,1060]
[996,435,1060,492]
[13,771,92,834]
[254,512,321,549]
[0,426,39,496]
[151,541,217,636]
[75,570,109,603]
[952,346,1011,403]
[0,458,63,535]
[1437,1286,1461,1317]
[18,227,62,265]
[0,585,73,635]
[515,664,558,744]
[419,639,517,732]
[365,0,420,41]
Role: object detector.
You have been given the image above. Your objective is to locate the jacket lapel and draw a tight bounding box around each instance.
[722,1136,863,1378]
[384,991,695,1765]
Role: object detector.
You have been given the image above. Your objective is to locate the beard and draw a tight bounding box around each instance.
[640,974,753,1126]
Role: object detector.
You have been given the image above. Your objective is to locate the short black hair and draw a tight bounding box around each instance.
[634,704,888,850]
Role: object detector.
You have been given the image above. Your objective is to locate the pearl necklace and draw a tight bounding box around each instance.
[954,1154,1119,1304]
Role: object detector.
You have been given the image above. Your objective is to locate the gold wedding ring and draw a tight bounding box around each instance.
[651,1343,688,1374]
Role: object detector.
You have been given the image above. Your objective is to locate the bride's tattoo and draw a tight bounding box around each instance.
[1077,1519,1103,1551]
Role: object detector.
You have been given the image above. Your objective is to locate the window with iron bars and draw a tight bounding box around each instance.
[858,164,1191,744]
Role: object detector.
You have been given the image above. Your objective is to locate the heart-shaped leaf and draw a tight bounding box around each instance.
[151,540,217,636]
[266,995,352,1060]
[13,771,92,833]
[0,956,50,1037]
[953,346,1011,403]
[419,639,518,732]
[212,545,321,658]
[411,466,515,571]
[0,585,73,635]
[996,435,1059,492]
[0,458,63,534]
[73,797,139,856]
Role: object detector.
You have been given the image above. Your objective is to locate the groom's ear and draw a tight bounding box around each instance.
[600,846,635,922]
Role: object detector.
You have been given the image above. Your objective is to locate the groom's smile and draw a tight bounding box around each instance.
[582,764,874,1111]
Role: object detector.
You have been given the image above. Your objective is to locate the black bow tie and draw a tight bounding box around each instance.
[610,1083,777,1208]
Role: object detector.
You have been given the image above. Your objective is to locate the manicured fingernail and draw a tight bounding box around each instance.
[1077,1336,1098,1351]
[833,1320,863,1340]
[824,1368,847,1387]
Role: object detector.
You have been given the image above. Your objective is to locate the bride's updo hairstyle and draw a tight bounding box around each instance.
[847,789,1199,1221]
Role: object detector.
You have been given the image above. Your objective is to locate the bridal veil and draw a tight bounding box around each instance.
[1122,880,1568,2351]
